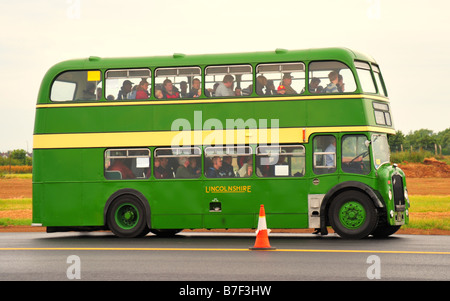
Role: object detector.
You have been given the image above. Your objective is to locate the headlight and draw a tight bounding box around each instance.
[404,188,409,201]
[388,188,392,200]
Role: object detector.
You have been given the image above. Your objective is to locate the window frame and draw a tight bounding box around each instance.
[341,134,371,175]
[255,144,306,178]
[307,61,357,94]
[105,68,152,101]
[50,70,103,102]
[104,148,151,180]
[204,64,253,98]
[154,66,202,100]
[255,61,306,96]
[312,135,337,174]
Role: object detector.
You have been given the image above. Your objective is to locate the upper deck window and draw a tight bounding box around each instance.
[105,69,151,101]
[205,65,253,97]
[371,64,387,97]
[255,63,305,96]
[355,61,376,94]
[155,67,201,99]
[308,61,356,94]
[51,70,102,102]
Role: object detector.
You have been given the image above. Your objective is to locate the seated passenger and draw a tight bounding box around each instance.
[80,83,97,100]
[219,156,234,178]
[155,89,164,99]
[188,78,201,98]
[136,79,150,99]
[309,77,322,93]
[337,74,345,92]
[108,159,135,179]
[238,158,253,177]
[282,74,297,95]
[117,80,133,100]
[175,157,196,178]
[214,75,235,97]
[206,156,223,178]
[162,79,180,99]
[179,81,188,98]
[256,75,267,95]
[277,85,286,95]
[324,71,339,93]
[265,80,277,95]
[154,157,174,179]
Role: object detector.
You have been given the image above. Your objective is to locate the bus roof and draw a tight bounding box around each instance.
[44,47,376,76]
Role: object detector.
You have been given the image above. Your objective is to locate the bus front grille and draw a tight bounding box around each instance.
[392,174,405,211]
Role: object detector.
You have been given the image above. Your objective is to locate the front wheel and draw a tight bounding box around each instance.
[107,195,149,238]
[328,191,378,239]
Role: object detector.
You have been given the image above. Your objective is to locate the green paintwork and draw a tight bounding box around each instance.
[32,48,409,233]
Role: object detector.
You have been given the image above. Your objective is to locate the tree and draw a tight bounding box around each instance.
[388,130,405,152]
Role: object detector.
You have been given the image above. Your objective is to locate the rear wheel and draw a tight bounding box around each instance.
[328,191,378,239]
[107,195,149,238]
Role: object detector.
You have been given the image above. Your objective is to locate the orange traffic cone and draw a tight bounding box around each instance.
[249,205,276,250]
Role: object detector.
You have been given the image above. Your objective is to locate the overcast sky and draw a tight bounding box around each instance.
[0,0,449,152]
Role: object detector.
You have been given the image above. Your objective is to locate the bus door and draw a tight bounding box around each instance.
[309,135,340,227]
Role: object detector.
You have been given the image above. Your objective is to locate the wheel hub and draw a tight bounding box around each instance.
[339,201,366,229]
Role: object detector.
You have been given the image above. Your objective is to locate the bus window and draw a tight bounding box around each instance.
[372,64,387,96]
[308,61,356,94]
[256,62,305,96]
[105,69,151,101]
[373,102,392,126]
[256,145,305,177]
[204,146,252,178]
[154,147,201,179]
[155,67,201,99]
[354,61,376,94]
[341,135,370,175]
[105,148,151,180]
[205,65,253,97]
[313,136,336,174]
[51,70,102,102]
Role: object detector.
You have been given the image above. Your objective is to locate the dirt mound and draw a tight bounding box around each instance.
[399,158,450,178]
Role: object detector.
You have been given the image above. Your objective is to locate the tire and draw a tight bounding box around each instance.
[328,190,378,239]
[371,223,401,238]
[107,195,149,238]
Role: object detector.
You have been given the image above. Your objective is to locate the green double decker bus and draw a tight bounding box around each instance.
[32,47,409,239]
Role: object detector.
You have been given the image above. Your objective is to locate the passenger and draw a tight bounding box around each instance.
[242,84,253,96]
[155,89,164,99]
[206,156,223,178]
[324,71,339,93]
[309,77,322,93]
[109,158,135,179]
[265,80,277,95]
[235,87,242,96]
[188,78,201,98]
[96,87,102,100]
[180,81,188,98]
[80,82,97,100]
[106,95,115,100]
[162,79,180,99]
[127,85,138,99]
[238,158,253,177]
[325,139,336,166]
[337,74,345,92]
[175,157,195,178]
[256,75,267,95]
[136,79,150,99]
[214,75,235,97]
[117,80,133,100]
[282,74,297,95]
[188,157,201,176]
[154,157,174,179]
[277,85,286,95]
[219,156,234,177]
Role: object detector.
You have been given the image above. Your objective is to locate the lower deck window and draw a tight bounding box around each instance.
[154,147,201,179]
[105,149,150,180]
[204,146,252,178]
[256,145,305,177]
